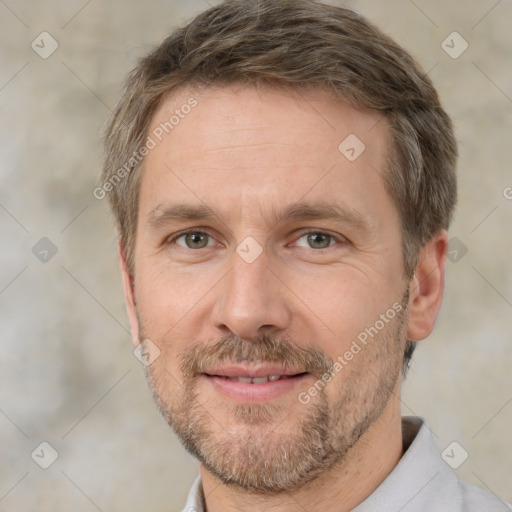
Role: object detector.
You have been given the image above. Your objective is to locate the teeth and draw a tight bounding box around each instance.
[227,375,283,383]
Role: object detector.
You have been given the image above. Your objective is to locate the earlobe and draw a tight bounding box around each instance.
[406,231,449,342]
[119,240,141,348]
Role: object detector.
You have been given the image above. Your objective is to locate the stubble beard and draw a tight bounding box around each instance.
[142,292,409,495]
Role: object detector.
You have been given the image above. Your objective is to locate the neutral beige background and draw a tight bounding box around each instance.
[1,0,511,510]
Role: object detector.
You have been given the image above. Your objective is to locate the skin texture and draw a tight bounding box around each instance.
[120,84,448,511]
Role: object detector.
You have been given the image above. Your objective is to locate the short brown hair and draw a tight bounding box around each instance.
[102,0,458,370]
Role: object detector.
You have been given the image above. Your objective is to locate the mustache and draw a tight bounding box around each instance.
[180,334,334,380]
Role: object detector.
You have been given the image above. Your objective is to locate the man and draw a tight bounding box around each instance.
[101,1,509,510]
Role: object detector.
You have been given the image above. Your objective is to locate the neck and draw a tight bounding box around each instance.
[200,391,404,512]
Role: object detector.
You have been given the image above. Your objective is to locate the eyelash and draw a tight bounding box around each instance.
[167,228,346,250]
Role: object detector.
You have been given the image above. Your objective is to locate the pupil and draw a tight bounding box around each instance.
[308,233,329,248]
[187,233,207,248]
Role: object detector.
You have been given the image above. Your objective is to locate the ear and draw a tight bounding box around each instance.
[119,240,141,348]
[406,230,449,341]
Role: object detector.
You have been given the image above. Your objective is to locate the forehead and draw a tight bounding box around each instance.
[140,84,393,225]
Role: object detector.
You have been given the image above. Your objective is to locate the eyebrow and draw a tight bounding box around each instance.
[147,203,217,229]
[147,201,372,232]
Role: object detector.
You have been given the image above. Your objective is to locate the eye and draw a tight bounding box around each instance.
[174,230,215,249]
[294,231,341,249]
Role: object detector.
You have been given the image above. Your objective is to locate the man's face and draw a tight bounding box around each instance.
[129,85,410,493]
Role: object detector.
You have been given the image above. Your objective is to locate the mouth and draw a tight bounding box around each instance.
[209,374,307,383]
[201,365,310,402]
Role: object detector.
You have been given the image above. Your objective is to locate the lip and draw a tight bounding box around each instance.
[201,365,309,403]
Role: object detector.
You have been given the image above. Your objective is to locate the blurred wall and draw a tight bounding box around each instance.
[0,0,511,510]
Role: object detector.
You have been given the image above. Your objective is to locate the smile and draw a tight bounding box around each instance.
[201,366,310,402]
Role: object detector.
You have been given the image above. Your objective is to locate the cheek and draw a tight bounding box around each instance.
[289,268,391,355]
[134,263,212,337]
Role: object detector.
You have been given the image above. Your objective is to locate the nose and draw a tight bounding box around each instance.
[212,248,292,340]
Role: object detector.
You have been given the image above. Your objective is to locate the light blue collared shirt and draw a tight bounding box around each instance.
[179,416,510,511]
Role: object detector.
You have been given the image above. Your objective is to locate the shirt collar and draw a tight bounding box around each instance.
[352,416,460,511]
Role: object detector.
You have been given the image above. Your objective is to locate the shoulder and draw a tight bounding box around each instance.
[458,480,511,511]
